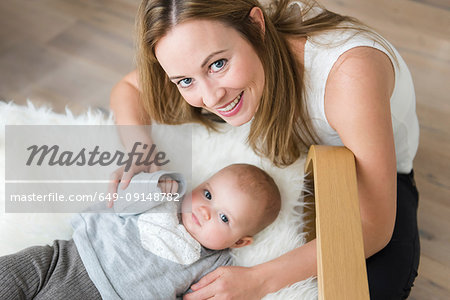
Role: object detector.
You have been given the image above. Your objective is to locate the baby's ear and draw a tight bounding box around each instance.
[230,236,253,248]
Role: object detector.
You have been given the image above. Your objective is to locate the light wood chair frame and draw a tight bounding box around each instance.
[304,145,370,299]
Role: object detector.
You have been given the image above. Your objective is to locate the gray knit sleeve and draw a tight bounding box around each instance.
[114,171,186,215]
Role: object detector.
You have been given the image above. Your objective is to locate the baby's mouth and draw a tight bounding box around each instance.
[192,212,201,226]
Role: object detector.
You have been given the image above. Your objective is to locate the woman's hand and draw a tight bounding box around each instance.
[183,266,265,300]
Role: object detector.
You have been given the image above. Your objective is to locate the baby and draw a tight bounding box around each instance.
[0,164,281,299]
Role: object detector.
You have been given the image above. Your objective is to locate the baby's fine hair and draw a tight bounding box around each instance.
[222,164,281,235]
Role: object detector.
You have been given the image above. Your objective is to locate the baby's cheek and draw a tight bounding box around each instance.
[198,228,225,250]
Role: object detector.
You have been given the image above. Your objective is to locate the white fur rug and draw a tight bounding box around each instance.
[0,100,317,299]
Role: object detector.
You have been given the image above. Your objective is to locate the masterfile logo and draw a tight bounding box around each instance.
[4,125,192,213]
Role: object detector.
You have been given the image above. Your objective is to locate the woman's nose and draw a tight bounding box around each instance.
[197,205,211,221]
[201,82,226,108]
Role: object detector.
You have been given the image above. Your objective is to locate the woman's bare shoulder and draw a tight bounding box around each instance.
[324,46,395,131]
[328,46,395,99]
[123,69,140,91]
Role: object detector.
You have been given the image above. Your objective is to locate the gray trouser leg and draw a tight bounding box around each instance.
[0,243,53,299]
[0,240,101,300]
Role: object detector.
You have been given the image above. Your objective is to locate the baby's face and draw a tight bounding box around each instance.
[181,168,262,250]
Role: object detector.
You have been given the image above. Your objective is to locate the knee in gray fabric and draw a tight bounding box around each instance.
[0,245,54,299]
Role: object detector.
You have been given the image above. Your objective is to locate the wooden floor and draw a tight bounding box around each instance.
[1,0,449,298]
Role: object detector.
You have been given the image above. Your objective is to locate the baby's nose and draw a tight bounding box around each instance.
[198,206,211,221]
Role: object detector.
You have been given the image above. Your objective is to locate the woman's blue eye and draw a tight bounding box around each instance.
[220,213,229,223]
[203,189,211,200]
[210,59,227,72]
[178,78,193,88]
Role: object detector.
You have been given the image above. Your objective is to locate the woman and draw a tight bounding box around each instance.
[110,0,420,299]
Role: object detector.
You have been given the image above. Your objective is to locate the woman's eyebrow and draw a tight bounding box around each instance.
[168,49,228,80]
[200,49,228,68]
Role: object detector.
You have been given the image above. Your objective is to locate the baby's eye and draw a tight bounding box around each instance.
[210,59,227,72]
[203,189,212,200]
[219,213,229,223]
[177,78,193,88]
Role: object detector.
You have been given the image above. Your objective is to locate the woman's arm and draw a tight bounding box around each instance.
[110,69,147,126]
[252,240,318,296]
[184,46,397,299]
[262,46,397,294]
[324,46,397,256]
[184,241,316,300]
[110,70,153,152]
[108,70,159,195]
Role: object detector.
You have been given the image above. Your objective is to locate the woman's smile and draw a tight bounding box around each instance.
[216,91,244,117]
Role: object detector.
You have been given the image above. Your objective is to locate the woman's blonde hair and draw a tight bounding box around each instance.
[136,0,393,166]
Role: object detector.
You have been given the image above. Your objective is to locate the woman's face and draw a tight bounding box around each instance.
[155,19,265,126]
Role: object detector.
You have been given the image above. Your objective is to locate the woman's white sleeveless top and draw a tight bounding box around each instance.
[303,28,419,173]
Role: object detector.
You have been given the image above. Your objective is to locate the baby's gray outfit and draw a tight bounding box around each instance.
[0,171,231,299]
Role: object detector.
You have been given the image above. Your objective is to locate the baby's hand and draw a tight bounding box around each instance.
[158,176,179,194]
[107,164,160,208]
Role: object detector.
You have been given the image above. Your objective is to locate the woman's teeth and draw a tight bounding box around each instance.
[217,92,242,112]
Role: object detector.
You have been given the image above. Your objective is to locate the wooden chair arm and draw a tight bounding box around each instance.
[304,145,370,300]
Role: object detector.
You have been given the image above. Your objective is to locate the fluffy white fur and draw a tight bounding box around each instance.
[0,100,317,299]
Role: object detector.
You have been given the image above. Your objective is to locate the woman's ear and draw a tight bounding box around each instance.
[230,236,253,248]
[249,7,265,35]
